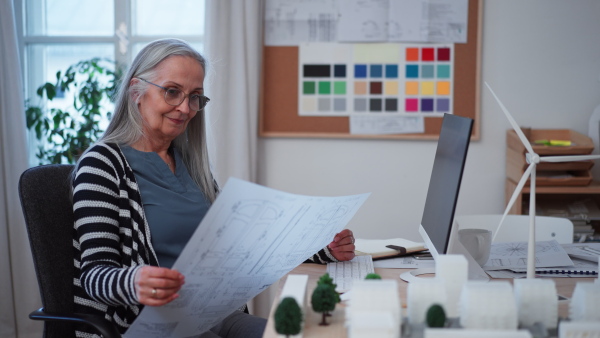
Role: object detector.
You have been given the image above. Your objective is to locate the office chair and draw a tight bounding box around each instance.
[18,164,122,338]
[455,214,574,244]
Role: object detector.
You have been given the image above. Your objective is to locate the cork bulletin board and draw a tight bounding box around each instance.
[259,0,482,140]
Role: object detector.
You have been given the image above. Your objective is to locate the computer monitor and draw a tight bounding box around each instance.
[401,113,489,282]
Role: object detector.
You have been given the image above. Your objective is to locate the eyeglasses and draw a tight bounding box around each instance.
[137,78,210,112]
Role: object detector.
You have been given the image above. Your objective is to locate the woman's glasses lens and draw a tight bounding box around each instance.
[163,89,209,111]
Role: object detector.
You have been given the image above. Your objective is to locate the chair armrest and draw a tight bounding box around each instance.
[30,307,122,338]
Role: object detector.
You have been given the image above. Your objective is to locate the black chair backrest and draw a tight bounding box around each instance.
[19,164,76,337]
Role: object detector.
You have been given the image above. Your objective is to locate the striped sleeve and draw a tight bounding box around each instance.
[73,144,142,306]
[304,246,338,264]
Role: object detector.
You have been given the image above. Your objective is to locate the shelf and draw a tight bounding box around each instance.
[505,180,600,215]
[519,181,600,194]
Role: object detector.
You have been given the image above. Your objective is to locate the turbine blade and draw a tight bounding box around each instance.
[485,82,535,155]
[494,163,535,242]
[539,154,600,162]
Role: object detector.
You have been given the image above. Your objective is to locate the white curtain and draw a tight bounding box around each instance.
[0,1,43,338]
[204,0,273,318]
[205,0,262,185]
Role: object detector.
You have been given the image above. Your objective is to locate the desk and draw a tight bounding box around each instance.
[262,264,590,338]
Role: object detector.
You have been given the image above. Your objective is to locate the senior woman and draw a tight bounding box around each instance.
[71,38,356,338]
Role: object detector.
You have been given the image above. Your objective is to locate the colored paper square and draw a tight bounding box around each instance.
[303,81,316,94]
[421,81,435,95]
[370,82,383,94]
[384,81,398,95]
[318,97,331,111]
[318,81,331,94]
[406,98,419,112]
[385,64,398,78]
[354,98,367,112]
[302,97,317,112]
[421,98,434,112]
[385,98,397,112]
[437,98,450,112]
[421,65,434,78]
[406,65,419,78]
[437,81,451,95]
[437,48,451,61]
[334,98,346,111]
[370,98,382,112]
[406,48,419,61]
[370,64,383,78]
[437,65,451,78]
[354,81,367,95]
[355,64,367,78]
[334,64,346,77]
[422,48,435,61]
[303,64,331,77]
[405,81,419,95]
[334,81,346,94]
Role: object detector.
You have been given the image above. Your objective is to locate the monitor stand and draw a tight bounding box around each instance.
[399,239,489,283]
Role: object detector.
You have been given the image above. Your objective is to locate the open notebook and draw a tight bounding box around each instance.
[355,238,426,260]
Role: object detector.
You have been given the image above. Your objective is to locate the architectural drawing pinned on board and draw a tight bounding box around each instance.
[338,0,469,43]
[124,178,369,338]
[264,0,469,46]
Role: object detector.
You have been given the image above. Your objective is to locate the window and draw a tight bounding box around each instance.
[17,0,206,164]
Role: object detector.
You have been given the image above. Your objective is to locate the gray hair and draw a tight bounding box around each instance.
[100,38,217,202]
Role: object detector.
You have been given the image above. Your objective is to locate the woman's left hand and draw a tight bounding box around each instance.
[327,229,356,261]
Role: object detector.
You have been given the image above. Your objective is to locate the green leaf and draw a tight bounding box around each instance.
[44,83,57,100]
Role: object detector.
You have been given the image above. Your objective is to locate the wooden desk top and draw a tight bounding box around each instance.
[262,263,591,338]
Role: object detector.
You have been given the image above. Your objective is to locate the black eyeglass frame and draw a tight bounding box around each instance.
[137,77,210,112]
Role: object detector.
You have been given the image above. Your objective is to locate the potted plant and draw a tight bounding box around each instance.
[25,58,121,164]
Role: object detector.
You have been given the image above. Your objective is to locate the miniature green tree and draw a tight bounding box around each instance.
[365,273,382,279]
[317,273,340,305]
[274,297,303,337]
[426,304,446,328]
[311,284,337,326]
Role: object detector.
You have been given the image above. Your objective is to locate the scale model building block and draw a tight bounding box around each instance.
[435,254,468,318]
[513,278,558,329]
[346,280,401,338]
[569,282,600,322]
[459,281,518,330]
[407,278,448,324]
[558,321,600,338]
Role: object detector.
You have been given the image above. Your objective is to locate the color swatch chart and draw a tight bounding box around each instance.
[298,43,454,116]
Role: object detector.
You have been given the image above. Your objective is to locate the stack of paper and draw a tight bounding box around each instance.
[483,240,599,279]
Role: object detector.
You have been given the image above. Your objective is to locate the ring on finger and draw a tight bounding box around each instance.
[152,288,157,297]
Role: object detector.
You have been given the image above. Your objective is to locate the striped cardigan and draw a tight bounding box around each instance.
[72,142,337,336]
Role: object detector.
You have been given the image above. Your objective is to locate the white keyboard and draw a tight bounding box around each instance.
[327,255,375,292]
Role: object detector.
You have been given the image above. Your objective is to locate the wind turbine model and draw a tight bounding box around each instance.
[485,82,600,278]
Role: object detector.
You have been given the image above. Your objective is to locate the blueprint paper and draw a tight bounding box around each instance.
[483,240,573,271]
[124,178,369,338]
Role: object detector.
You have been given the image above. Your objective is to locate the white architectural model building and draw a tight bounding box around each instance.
[435,254,468,318]
[407,278,448,324]
[424,328,533,338]
[459,281,518,330]
[558,321,600,338]
[346,280,401,338]
[569,282,600,322]
[513,279,558,329]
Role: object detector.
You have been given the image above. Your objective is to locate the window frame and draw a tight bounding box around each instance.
[15,0,206,165]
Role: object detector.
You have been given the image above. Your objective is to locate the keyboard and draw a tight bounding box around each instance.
[326,255,375,292]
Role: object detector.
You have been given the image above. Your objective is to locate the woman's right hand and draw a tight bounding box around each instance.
[134,266,185,306]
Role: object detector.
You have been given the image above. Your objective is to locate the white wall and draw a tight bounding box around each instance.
[256,0,600,242]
